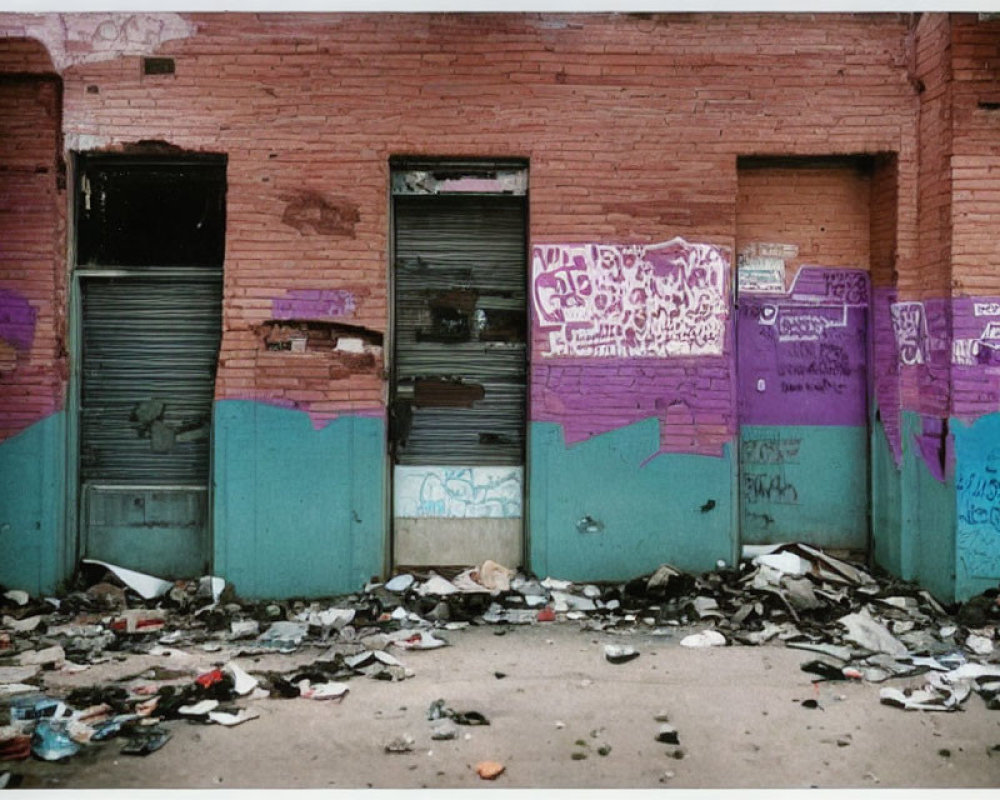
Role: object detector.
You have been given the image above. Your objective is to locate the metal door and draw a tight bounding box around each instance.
[76,155,225,578]
[737,268,870,549]
[390,164,527,568]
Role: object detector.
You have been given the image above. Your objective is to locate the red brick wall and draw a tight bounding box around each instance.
[0,36,65,441]
[736,160,873,285]
[0,11,925,426]
[950,14,1000,295]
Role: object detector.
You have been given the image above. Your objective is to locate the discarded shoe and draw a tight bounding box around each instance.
[120,727,171,756]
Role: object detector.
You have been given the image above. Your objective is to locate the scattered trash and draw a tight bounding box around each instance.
[208,708,260,727]
[384,734,415,753]
[475,760,505,780]
[655,724,680,744]
[430,719,459,740]
[680,630,726,648]
[604,644,639,664]
[30,720,80,761]
[120,727,171,756]
[81,560,173,600]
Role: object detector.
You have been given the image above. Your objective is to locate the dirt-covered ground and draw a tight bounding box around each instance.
[6,622,1000,790]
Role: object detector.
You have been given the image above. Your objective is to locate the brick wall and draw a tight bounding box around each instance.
[950,14,1000,295]
[0,37,65,442]
[736,159,874,280]
[0,11,925,439]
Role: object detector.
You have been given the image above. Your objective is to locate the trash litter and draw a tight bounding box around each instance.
[384,734,415,753]
[0,734,31,762]
[385,574,415,593]
[120,727,171,756]
[0,771,23,789]
[475,760,505,780]
[208,708,260,727]
[416,574,460,596]
[81,559,173,600]
[297,681,349,700]
[17,645,65,667]
[965,634,993,656]
[430,719,459,740]
[257,621,308,649]
[110,609,166,634]
[179,699,220,716]
[604,644,639,664]
[2,591,28,607]
[30,720,80,761]
[536,607,556,622]
[655,724,680,744]
[838,609,908,657]
[680,630,726,648]
[389,631,447,650]
[223,662,259,696]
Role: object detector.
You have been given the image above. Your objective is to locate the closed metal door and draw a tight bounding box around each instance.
[390,165,528,568]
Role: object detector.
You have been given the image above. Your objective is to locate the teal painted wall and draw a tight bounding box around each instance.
[870,414,903,576]
[900,411,956,602]
[739,424,869,549]
[528,419,735,581]
[0,413,68,595]
[952,414,1000,601]
[213,401,386,599]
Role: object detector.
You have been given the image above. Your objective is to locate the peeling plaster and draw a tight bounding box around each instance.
[0,13,196,72]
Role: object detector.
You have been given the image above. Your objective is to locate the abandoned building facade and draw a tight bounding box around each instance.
[1,11,999,603]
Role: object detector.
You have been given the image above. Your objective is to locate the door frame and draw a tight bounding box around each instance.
[385,157,530,572]
[67,151,226,579]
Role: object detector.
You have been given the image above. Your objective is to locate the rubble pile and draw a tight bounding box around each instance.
[1,544,998,768]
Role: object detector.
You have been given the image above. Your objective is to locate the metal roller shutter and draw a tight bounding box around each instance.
[80,275,222,485]
[392,194,527,466]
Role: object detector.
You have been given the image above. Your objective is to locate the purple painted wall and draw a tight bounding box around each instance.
[872,286,902,463]
[737,267,869,428]
[530,239,735,457]
[0,288,37,352]
[271,289,358,320]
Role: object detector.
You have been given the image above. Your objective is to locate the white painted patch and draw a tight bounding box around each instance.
[394,466,523,519]
[0,13,196,72]
[532,237,728,358]
[336,337,365,353]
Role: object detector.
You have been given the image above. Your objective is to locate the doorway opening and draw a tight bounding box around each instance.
[389,160,528,570]
[74,152,226,578]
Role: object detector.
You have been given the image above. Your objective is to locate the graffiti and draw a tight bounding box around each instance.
[532,237,728,358]
[787,267,868,306]
[952,319,1000,367]
[776,307,847,342]
[974,302,1000,317]
[394,466,523,519]
[742,473,798,505]
[271,289,358,321]
[776,342,851,378]
[957,450,1000,535]
[5,14,197,71]
[890,302,928,366]
[0,289,37,373]
[742,436,801,465]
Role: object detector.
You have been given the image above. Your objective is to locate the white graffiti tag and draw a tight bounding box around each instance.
[890,302,928,366]
[532,237,729,358]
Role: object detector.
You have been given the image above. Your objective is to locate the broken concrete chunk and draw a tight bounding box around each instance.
[430,719,459,740]
[384,734,415,753]
[692,596,722,618]
[2,615,42,633]
[230,620,260,639]
[781,578,823,611]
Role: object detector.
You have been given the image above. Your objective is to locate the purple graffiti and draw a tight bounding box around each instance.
[0,288,38,352]
[272,289,357,321]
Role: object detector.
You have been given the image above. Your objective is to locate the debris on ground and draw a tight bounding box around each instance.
[475,760,505,780]
[1,544,998,769]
